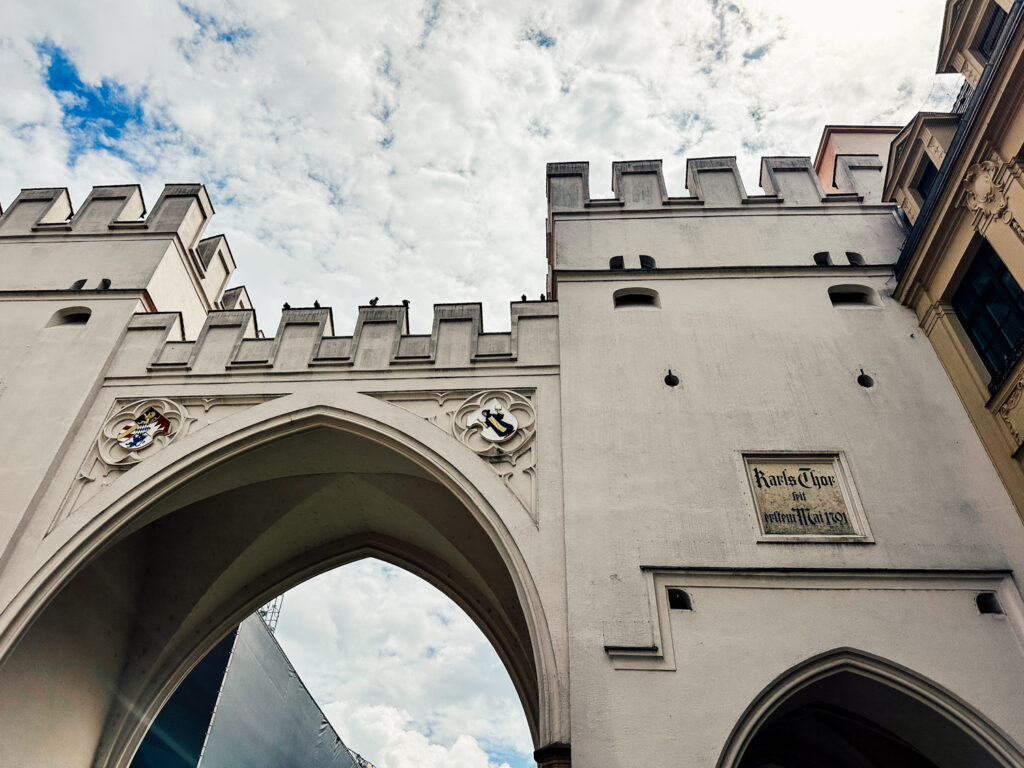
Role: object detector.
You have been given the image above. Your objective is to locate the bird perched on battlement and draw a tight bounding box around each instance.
[283,302,291,310]
[402,299,410,308]
[369,297,379,306]
[521,294,527,302]
[313,300,320,308]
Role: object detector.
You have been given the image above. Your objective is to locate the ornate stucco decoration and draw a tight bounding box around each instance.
[963,161,1008,218]
[997,376,1024,447]
[962,160,1024,244]
[50,394,284,533]
[371,389,539,523]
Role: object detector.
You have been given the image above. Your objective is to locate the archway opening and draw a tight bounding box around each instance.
[734,666,1010,768]
[132,558,534,768]
[0,421,545,768]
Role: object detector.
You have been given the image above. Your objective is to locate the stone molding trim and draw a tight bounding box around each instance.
[50,394,283,532]
[371,389,539,523]
[604,568,1021,673]
[715,646,1024,768]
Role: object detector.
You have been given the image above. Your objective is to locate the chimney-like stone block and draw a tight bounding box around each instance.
[71,185,145,233]
[430,303,482,367]
[267,307,333,369]
[510,300,559,364]
[0,188,72,234]
[196,235,236,306]
[146,184,214,249]
[685,157,748,206]
[109,312,184,377]
[352,304,408,368]
[759,157,827,205]
[833,155,884,203]
[183,309,254,372]
[612,160,667,209]
[547,162,590,211]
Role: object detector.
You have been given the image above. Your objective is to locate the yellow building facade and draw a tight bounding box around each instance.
[887,0,1024,523]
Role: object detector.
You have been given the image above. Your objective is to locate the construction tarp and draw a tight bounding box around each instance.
[132,614,359,768]
[197,615,359,768]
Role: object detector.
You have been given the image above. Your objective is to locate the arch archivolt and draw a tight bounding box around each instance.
[716,647,1024,768]
[0,389,567,766]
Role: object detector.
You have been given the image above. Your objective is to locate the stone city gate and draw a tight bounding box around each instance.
[3,158,1024,767]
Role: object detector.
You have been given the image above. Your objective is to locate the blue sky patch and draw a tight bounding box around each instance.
[524,28,556,48]
[420,0,443,47]
[179,3,254,48]
[37,41,146,165]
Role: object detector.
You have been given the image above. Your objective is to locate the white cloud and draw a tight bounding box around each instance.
[273,560,533,768]
[0,0,956,333]
[324,702,513,768]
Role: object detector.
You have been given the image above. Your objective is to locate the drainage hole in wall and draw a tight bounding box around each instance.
[977,592,1003,615]
[667,588,692,610]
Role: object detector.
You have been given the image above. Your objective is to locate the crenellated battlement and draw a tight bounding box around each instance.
[0,183,215,243]
[546,156,904,277]
[547,155,887,212]
[0,183,238,338]
[108,299,559,379]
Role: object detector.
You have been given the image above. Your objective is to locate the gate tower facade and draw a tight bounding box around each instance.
[1,154,1024,767]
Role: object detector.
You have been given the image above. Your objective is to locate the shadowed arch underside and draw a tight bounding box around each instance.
[718,648,1024,768]
[0,404,558,768]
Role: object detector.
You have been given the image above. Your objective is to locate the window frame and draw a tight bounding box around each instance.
[974,2,1009,62]
[949,240,1024,392]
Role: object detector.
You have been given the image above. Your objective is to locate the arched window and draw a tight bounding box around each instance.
[609,256,625,270]
[639,255,656,269]
[814,251,831,265]
[46,307,91,327]
[845,251,865,265]
[97,278,112,290]
[69,278,87,290]
[613,287,660,309]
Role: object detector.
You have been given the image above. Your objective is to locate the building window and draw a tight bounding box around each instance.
[912,157,940,204]
[951,241,1024,387]
[46,307,91,327]
[613,287,660,308]
[976,3,1008,61]
[829,284,881,307]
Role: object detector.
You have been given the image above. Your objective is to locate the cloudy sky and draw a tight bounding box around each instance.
[1,1,960,766]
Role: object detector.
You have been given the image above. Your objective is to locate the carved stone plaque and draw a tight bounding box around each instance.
[744,454,863,538]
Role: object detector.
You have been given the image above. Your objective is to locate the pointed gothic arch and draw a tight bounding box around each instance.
[0,392,565,768]
[716,647,1024,768]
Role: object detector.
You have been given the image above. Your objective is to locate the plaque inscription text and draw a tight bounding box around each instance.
[745,456,857,536]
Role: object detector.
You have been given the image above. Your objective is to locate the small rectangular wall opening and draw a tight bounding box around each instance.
[829,285,880,307]
[667,588,692,610]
